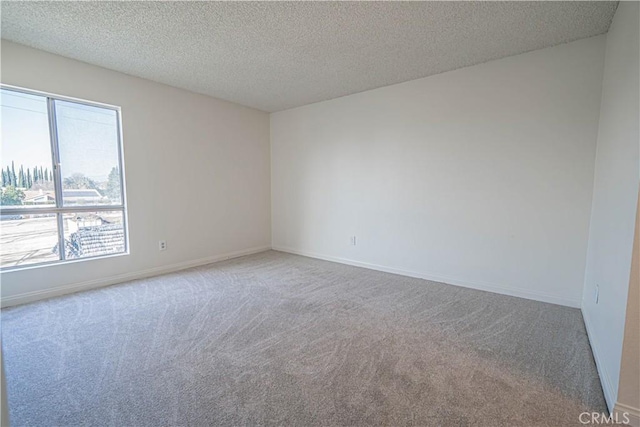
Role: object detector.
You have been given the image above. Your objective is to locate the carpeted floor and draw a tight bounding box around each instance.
[2,250,605,426]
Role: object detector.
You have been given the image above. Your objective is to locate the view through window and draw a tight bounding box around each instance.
[0,86,128,269]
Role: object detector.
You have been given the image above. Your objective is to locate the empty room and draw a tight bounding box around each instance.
[0,1,638,426]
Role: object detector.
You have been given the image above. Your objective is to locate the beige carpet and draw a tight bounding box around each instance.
[2,250,605,426]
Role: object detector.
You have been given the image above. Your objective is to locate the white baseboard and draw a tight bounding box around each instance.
[1,245,271,308]
[271,246,582,308]
[582,310,617,412]
[614,402,640,427]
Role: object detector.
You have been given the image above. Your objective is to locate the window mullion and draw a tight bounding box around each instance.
[0,206,125,215]
[47,98,66,261]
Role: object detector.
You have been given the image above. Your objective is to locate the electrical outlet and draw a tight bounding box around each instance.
[350,236,357,246]
[159,240,167,251]
[595,285,599,304]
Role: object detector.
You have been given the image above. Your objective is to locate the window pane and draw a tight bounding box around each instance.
[61,211,125,259]
[0,214,59,268]
[1,89,57,208]
[55,100,122,206]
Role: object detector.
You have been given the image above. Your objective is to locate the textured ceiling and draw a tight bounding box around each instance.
[1,1,618,112]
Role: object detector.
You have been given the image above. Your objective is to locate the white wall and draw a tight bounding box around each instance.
[0,41,271,306]
[271,35,606,308]
[582,2,640,412]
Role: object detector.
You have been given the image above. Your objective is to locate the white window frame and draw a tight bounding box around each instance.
[0,84,129,271]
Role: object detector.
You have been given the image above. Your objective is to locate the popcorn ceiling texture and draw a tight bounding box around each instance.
[0,1,617,112]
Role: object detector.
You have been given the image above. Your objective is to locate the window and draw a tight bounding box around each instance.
[1,86,128,270]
